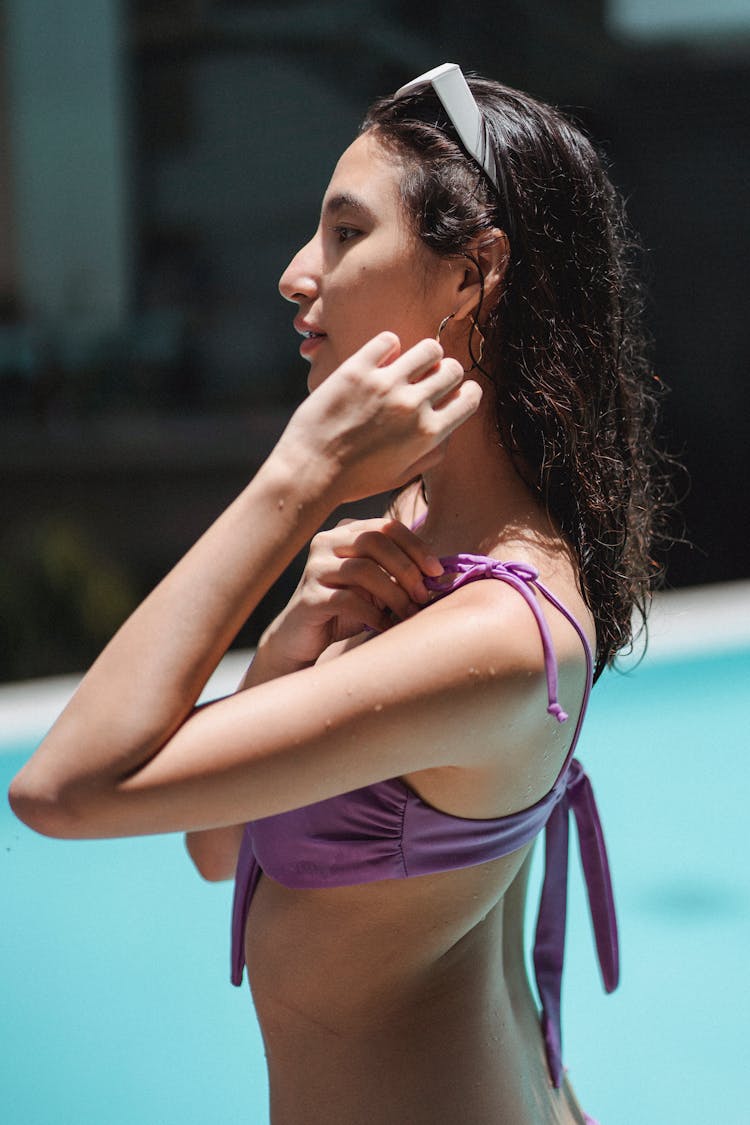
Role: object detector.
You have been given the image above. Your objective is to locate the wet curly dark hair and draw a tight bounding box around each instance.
[363,77,671,680]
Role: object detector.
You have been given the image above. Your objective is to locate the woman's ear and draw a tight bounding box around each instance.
[453,228,510,322]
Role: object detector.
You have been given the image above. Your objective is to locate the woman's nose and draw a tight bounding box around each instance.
[278,236,320,304]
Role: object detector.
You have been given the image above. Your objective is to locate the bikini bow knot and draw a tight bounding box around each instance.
[503,560,540,583]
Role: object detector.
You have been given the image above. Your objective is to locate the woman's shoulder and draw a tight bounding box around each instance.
[378,566,591,816]
[421,555,594,674]
[341,562,587,737]
[323,549,592,706]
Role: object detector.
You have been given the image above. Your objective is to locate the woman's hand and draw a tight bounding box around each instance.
[248,517,443,679]
[274,332,482,505]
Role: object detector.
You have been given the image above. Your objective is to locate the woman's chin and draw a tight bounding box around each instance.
[306,362,332,394]
[306,368,320,393]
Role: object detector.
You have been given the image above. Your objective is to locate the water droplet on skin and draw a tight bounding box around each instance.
[277,498,285,509]
[374,703,383,712]
[488,665,496,677]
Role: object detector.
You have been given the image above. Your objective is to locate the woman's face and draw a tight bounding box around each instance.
[279,131,460,391]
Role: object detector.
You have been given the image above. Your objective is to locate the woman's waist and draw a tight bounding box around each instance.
[253,921,513,1057]
[245,864,531,1027]
[254,937,557,1125]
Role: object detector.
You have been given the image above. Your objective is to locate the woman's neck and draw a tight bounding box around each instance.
[418,393,559,562]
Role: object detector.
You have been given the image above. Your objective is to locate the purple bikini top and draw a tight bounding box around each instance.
[230,554,619,1088]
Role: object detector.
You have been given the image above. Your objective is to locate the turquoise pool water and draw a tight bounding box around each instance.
[2,647,748,1124]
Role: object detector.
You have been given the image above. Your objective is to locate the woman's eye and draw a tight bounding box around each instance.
[333,226,360,244]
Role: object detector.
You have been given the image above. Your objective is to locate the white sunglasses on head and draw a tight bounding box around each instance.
[394,62,500,195]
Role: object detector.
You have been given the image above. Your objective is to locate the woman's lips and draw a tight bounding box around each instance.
[299,331,327,358]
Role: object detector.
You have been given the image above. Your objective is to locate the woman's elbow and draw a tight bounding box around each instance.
[8,769,93,839]
[184,835,227,881]
[185,828,242,882]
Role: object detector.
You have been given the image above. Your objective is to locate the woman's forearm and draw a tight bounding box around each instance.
[9,334,480,830]
[12,448,337,807]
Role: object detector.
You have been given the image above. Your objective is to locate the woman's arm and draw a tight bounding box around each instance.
[184,513,442,879]
[9,334,481,836]
[247,514,444,679]
[11,572,565,840]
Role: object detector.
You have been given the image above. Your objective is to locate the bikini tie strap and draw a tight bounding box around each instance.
[533,759,620,1086]
[425,555,569,722]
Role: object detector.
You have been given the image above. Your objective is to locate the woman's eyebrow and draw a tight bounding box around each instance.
[322,192,375,223]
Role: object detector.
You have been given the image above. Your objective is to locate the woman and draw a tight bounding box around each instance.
[9,65,662,1124]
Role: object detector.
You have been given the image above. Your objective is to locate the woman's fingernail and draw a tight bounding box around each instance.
[424,555,443,576]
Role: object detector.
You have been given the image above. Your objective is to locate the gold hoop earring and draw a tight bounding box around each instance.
[435,312,455,344]
[469,318,486,369]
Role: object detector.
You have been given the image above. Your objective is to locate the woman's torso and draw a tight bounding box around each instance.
[246,847,588,1125]
[235,554,597,1124]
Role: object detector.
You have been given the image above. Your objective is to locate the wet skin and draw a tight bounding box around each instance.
[200,133,595,1124]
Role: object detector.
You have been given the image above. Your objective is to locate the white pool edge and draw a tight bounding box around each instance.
[0,651,254,750]
[2,579,749,750]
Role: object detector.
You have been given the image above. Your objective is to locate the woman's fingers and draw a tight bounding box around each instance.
[327,558,421,619]
[366,329,403,366]
[389,340,482,428]
[319,585,392,633]
[392,337,444,382]
[260,516,441,671]
[279,333,482,503]
[427,375,484,423]
[385,339,466,405]
[390,378,484,487]
[333,519,441,584]
[312,520,439,612]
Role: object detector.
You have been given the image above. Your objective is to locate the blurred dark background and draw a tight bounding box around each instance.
[1,0,748,681]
